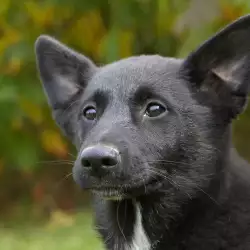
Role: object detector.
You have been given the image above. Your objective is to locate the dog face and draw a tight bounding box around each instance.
[35,15,250,200]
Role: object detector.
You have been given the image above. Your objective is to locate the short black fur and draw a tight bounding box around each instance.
[35,15,250,249]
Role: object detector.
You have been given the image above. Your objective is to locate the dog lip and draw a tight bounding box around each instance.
[91,177,163,198]
[124,177,163,195]
[92,187,125,199]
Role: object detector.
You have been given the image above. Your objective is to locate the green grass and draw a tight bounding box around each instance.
[0,212,104,250]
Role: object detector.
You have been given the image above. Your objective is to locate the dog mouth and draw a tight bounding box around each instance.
[91,177,163,200]
[92,188,126,200]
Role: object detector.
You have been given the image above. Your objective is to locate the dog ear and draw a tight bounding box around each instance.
[35,35,97,110]
[181,15,250,119]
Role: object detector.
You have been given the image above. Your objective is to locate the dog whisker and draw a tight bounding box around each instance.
[36,160,74,165]
[66,151,77,158]
[147,167,193,200]
[116,200,127,243]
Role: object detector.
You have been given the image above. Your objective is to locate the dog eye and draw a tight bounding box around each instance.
[82,106,97,120]
[145,102,166,118]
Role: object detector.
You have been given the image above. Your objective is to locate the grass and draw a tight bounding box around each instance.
[0,211,104,250]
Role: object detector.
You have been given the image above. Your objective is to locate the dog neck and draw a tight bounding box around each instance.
[95,198,154,250]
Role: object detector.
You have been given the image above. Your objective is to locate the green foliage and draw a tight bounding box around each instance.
[0,0,250,170]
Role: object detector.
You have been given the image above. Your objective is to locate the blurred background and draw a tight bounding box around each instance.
[0,0,250,249]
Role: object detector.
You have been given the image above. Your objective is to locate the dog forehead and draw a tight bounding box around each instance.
[89,55,182,92]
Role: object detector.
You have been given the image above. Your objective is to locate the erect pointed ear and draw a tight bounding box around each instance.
[181,15,250,119]
[35,35,97,110]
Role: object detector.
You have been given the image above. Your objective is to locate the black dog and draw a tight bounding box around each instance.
[35,15,250,250]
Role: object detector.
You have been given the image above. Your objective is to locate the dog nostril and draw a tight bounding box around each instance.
[102,157,118,167]
[81,159,91,168]
[80,145,120,173]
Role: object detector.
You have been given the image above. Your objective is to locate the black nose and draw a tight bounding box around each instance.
[80,145,120,176]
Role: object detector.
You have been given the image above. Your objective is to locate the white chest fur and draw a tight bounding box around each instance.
[125,203,151,250]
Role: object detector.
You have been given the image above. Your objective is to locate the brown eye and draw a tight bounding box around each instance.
[83,106,97,120]
[145,102,166,118]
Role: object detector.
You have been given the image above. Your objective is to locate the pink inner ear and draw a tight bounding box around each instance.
[212,56,247,91]
[54,75,79,101]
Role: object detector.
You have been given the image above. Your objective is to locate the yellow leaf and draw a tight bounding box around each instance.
[156,0,170,34]
[4,57,22,75]
[55,6,72,22]
[41,130,68,158]
[119,30,134,58]
[220,3,243,22]
[69,10,106,59]
[19,99,43,125]
[25,1,55,27]
[0,23,20,55]
[0,0,10,15]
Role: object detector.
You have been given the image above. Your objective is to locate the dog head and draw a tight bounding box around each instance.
[35,15,250,201]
